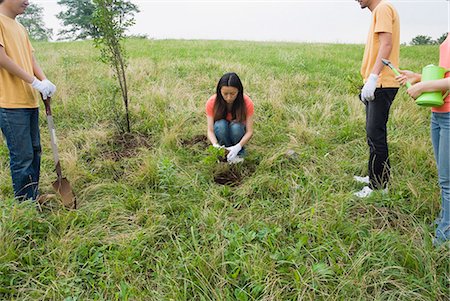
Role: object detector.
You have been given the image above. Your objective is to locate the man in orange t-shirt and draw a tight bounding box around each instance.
[0,0,57,201]
[354,0,400,198]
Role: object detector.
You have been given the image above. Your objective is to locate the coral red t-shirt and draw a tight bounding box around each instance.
[205,94,254,122]
[432,33,450,113]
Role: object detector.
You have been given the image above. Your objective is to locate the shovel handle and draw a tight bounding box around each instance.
[40,94,52,116]
[40,94,61,176]
[55,161,63,179]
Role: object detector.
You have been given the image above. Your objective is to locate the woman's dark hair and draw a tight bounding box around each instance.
[213,72,246,122]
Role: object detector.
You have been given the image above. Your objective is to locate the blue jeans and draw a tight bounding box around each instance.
[214,119,246,156]
[0,108,41,201]
[431,112,450,242]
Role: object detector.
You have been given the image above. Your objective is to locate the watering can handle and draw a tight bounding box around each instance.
[443,90,449,99]
[443,69,450,98]
[385,64,412,88]
[392,69,412,88]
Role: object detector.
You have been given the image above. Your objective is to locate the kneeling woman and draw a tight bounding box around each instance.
[206,72,254,163]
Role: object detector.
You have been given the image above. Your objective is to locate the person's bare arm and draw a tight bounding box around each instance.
[373,32,393,75]
[0,45,34,83]
[237,115,253,147]
[407,78,450,99]
[207,115,219,145]
[396,70,422,86]
[361,32,394,102]
[32,54,46,81]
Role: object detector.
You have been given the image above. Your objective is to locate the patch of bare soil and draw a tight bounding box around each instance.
[213,162,256,186]
[214,168,243,186]
[180,134,208,148]
[101,132,152,161]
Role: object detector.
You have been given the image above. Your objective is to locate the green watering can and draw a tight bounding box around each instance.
[415,64,450,107]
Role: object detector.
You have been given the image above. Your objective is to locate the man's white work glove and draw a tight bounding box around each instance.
[213,143,223,148]
[42,79,56,97]
[361,73,378,102]
[31,77,50,99]
[226,143,242,162]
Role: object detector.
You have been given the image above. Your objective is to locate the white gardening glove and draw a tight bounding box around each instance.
[213,143,223,148]
[42,79,56,97]
[226,143,242,162]
[31,77,50,99]
[361,73,378,102]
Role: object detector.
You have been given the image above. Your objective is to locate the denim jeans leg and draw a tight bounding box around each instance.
[432,112,450,242]
[431,113,442,225]
[230,121,246,156]
[0,108,41,201]
[214,119,231,147]
[30,109,42,200]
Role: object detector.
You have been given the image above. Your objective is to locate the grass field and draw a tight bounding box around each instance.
[0,39,448,300]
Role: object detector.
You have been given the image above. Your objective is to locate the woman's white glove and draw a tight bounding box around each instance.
[213,143,223,148]
[226,143,242,161]
[361,73,378,102]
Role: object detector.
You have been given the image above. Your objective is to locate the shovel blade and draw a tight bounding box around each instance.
[52,177,76,209]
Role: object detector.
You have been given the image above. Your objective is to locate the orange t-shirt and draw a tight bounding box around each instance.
[0,13,38,108]
[432,34,450,113]
[205,94,254,122]
[361,1,400,88]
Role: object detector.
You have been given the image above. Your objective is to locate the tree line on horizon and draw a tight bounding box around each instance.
[18,0,139,41]
[410,33,448,46]
[16,0,138,134]
[19,1,447,46]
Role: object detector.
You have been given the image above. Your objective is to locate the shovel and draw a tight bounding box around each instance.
[381,58,412,88]
[42,97,76,209]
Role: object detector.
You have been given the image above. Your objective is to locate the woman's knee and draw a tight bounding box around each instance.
[230,122,245,134]
[214,119,230,140]
[230,122,246,144]
[214,119,228,131]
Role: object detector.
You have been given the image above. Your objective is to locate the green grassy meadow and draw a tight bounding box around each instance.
[0,39,448,300]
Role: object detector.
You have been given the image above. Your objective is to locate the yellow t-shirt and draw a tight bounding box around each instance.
[361,1,400,88]
[0,13,38,108]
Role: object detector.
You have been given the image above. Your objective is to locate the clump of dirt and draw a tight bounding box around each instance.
[180,134,208,148]
[214,167,243,186]
[213,161,256,186]
[101,132,152,161]
[218,148,230,163]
